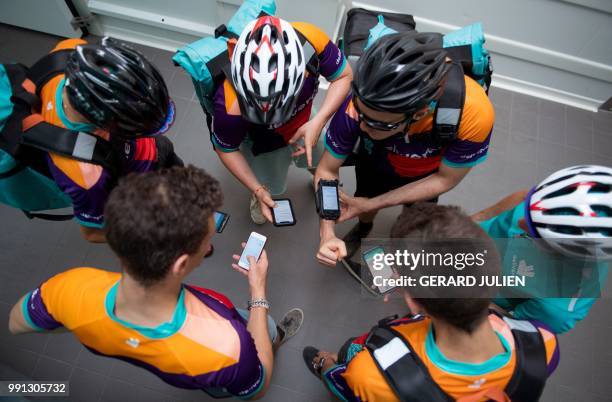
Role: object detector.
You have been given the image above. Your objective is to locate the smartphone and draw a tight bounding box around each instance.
[363,246,397,294]
[214,211,230,233]
[272,199,296,227]
[318,180,340,220]
[238,232,267,270]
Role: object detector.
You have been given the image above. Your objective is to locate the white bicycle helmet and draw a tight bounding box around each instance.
[230,16,306,125]
[526,165,612,260]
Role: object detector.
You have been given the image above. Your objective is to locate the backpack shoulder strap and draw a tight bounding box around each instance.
[20,115,119,176]
[0,64,38,156]
[501,316,548,402]
[365,324,454,402]
[444,43,492,94]
[2,49,119,179]
[27,49,74,94]
[433,62,465,146]
[295,30,320,77]
[3,63,40,110]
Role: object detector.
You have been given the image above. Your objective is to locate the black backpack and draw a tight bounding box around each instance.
[340,8,493,146]
[0,49,119,220]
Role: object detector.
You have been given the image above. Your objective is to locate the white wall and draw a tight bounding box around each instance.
[5,0,609,111]
[84,0,344,49]
[350,0,612,111]
[0,0,78,37]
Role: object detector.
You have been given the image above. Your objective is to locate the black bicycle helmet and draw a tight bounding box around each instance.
[64,37,174,138]
[353,31,451,114]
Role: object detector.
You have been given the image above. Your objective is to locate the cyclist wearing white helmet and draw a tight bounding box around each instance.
[211,16,352,224]
[473,165,611,333]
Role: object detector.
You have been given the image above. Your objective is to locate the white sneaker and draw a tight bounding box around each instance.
[249,193,267,225]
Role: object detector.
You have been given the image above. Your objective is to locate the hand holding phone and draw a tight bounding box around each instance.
[272,199,296,226]
[237,232,267,270]
[232,234,269,297]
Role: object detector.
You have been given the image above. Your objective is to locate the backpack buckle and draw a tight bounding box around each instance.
[377,314,399,327]
[433,124,457,145]
[214,24,228,39]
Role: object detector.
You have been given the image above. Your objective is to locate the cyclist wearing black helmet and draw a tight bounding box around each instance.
[31,37,180,242]
[315,32,495,278]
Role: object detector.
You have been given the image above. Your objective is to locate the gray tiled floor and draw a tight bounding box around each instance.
[1,24,612,402]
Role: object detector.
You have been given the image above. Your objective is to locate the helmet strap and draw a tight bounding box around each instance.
[524,186,541,238]
[227,38,237,58]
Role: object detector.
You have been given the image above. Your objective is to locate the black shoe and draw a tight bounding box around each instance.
[302,346,323,378]
[340,258,379,296]
[342,221,373,259]
[275,308,304,347]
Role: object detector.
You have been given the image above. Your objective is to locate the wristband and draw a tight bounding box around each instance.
[248,298,270,311]
[253,185,267,197]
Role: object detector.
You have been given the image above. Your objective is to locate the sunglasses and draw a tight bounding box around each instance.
[352,97,411,132]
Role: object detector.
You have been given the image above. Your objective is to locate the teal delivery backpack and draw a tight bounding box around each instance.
[173,0,276,116]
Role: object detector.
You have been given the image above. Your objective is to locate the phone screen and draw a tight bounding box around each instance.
[273,200,295,225]
[239,232,266,270]
[213,211,228,233]
[363,247,397,294]
[322,185,339,211]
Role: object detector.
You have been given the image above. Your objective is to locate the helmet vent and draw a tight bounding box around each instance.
[538,174,574,190]
[252,79,260,94]
[592,205,612,217]
[558,243,592,256]
[546,207,580,216]
[269,54,278,71]
[281,76,290,96]
[547,224,582,235]
[542,187,575,199]
[252,55,260,73]
[589,184,611,194]
[254,28,263,43]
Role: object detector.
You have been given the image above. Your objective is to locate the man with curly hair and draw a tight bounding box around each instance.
[305,204,559,401]
[8,166,303,399]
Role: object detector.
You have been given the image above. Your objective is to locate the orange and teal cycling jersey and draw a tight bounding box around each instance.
[40,39,158,228]
[211,22,346,156]
[323,313,559,402]
[23,268,264,398]
[325,76,494,178]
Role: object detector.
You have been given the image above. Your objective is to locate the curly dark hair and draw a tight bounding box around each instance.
[105,165,223,286]
[391,203,500,333]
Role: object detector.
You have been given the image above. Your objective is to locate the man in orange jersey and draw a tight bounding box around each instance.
[0,37,180,242]
[9,166,303,399]
[315,32,495,290]
[305,204,559,402]
[211,16,352,225]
